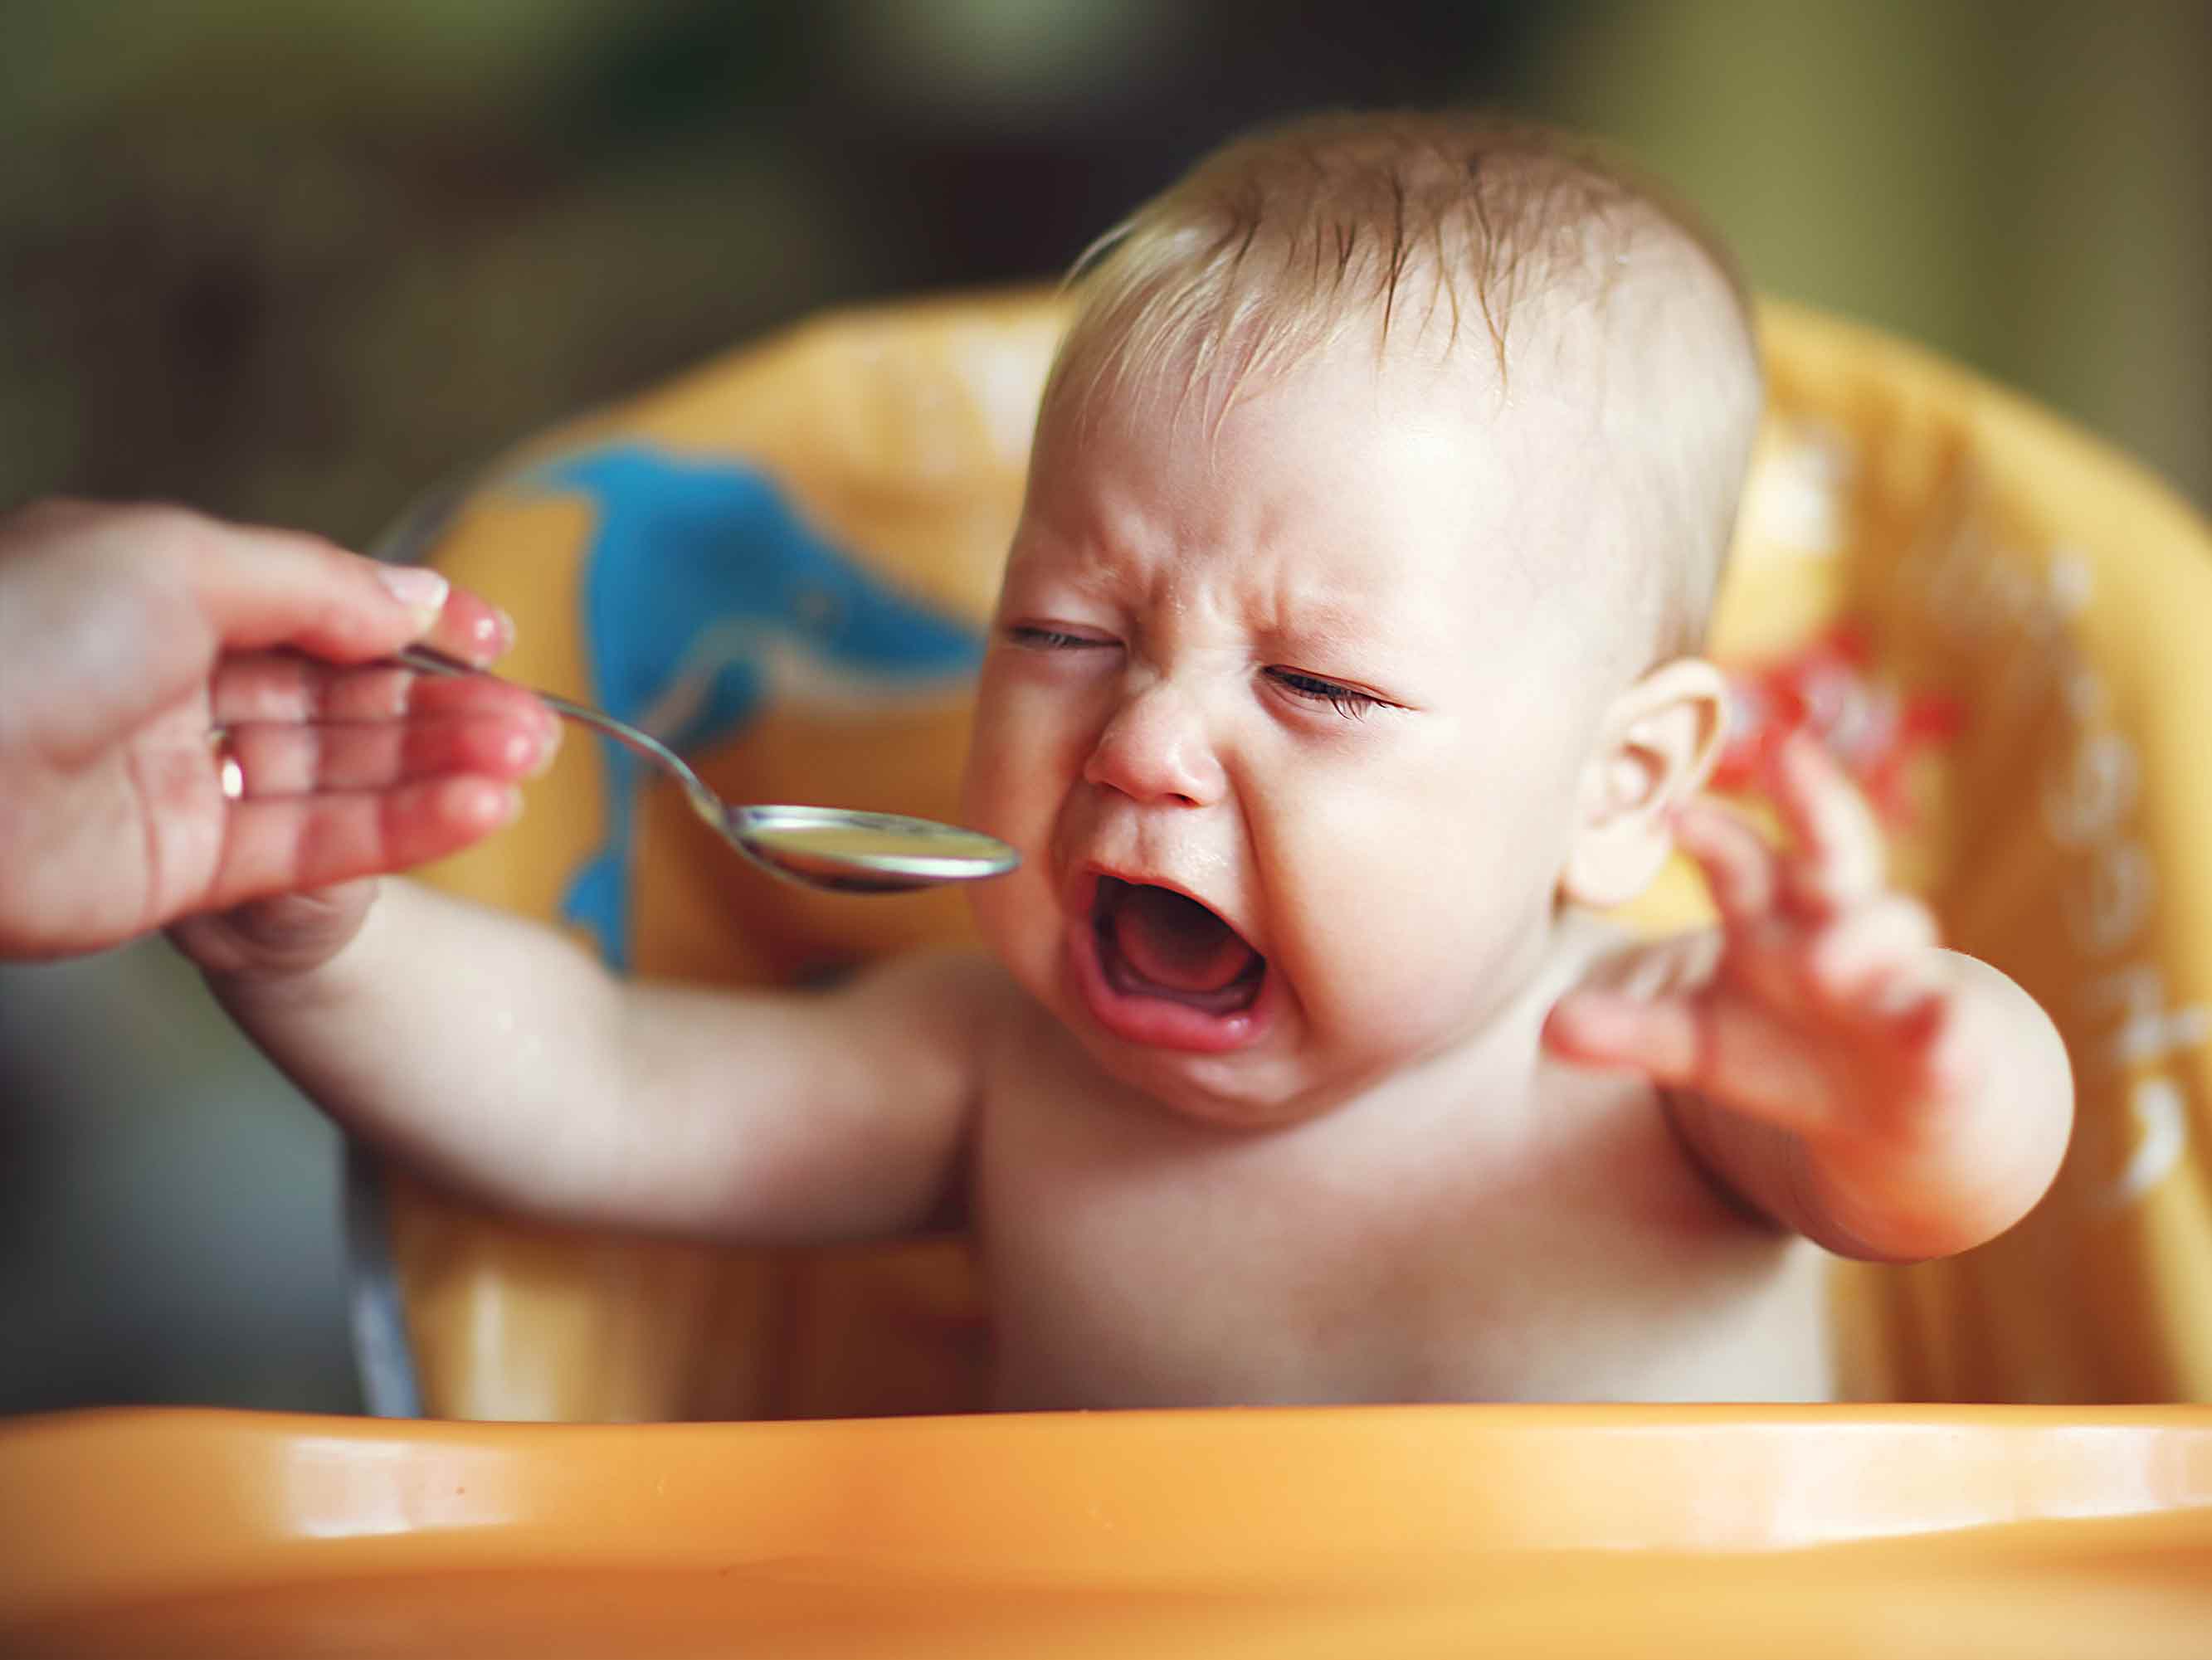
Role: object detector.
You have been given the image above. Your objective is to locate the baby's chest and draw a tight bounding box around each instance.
[971,1088,1799,1405]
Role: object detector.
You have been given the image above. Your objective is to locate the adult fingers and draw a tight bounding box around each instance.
[219,713,558,798]
[114,503,509,667]
[205,777,522,911]
[210,653,545,725]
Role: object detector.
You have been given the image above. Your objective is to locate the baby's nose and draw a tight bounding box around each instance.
[1083,681,1225,807]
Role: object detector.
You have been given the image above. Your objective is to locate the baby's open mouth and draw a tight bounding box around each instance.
[1092,876,1266,1014]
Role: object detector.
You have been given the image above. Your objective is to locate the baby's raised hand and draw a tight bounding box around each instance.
[1542,733,2058,1254]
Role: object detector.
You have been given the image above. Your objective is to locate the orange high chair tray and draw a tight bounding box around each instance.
[4,1404,2212,1657]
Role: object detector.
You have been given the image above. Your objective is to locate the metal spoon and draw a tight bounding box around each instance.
[396,645,1018,894]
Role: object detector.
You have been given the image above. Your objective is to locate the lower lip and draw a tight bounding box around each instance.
[1064,898,1276,1055]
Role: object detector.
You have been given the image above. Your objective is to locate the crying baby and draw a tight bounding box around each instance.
[175,111,2072,1409]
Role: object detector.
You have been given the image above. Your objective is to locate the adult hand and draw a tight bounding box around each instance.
[0,498,556,961]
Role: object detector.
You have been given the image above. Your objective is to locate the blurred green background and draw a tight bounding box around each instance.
[4,0,2207,1415]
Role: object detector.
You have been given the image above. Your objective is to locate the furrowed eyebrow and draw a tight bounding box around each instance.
[1059,558,1131,601]
[1267,596,1388,651]
[1007,522,1138,596]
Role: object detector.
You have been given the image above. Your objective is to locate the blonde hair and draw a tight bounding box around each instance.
[1038,110,1762,664]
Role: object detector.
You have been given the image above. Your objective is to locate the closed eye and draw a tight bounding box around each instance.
[1006,623,1116,651]
[1266,668,1389,719]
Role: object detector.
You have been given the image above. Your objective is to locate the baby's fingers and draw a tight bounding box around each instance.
[207,777,520,911]
[1805,895,1942,1015]
[1578,932,1725,1000]
[1672,799,1781,927]
[1768,733,1885,918]
[1544,986,1843,1136]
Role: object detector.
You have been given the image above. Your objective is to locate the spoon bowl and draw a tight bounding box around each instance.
[728,805,1021,893]
[396,645,1018,893]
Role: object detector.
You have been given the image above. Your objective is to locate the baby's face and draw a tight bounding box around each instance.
[962,335,1624,1125]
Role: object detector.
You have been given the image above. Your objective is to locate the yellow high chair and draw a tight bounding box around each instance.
[363,286,2212,1421]
[6,290,2212,1658]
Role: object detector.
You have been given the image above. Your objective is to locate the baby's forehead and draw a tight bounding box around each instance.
[1032,363,1586,596]
[1045,306,1640,526]
[1032,331,1700,683]
[1031,119,1761,673]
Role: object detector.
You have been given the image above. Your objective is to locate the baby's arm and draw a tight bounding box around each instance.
[186,880,995,1243]
[1545,734,2073,1262]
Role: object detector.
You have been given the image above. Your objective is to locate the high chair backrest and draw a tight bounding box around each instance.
[374,288,2212,1419]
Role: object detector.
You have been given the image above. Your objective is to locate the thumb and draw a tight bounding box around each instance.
[1544,986,1845,1137]
[178,519,455,663]
[184,522,512,670]
[1543,987,1687,1074]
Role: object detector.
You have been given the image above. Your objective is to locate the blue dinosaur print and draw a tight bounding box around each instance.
[515,446,986,971]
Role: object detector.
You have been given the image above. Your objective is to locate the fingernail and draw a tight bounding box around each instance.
[496,786,525,827]
[450,604,514,667]
[378,565,450,621]
[528,718,562,777]
[507,720,559,779]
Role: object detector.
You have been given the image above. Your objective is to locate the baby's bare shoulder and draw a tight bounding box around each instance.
[849,945,1028,1048]
[863,942,1021,996]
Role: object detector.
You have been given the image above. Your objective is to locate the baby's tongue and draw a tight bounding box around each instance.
[1112,884,1255,994]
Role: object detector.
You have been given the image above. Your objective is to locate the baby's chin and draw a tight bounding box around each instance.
[1067,965,1542,1131]
[1074,1029,1343,1131]
[1041,959,1357,1130]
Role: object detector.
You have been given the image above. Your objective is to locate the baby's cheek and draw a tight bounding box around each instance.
[965,871,1036,985]
[1274,837,1464,1017]
[961,700,1045,833]
[1273,784,1548,1047]
[966,673,1093,810]
[960,694,1078,989]
[1323,886,1491,1033]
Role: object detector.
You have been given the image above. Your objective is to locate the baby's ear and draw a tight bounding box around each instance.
[1560,659,1727,910]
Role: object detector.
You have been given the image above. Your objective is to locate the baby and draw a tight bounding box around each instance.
[173,113,2073,1407]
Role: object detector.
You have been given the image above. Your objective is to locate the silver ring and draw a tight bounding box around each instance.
[209,727,245,802]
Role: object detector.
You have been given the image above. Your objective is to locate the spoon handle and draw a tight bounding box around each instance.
[395,646,728,831]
